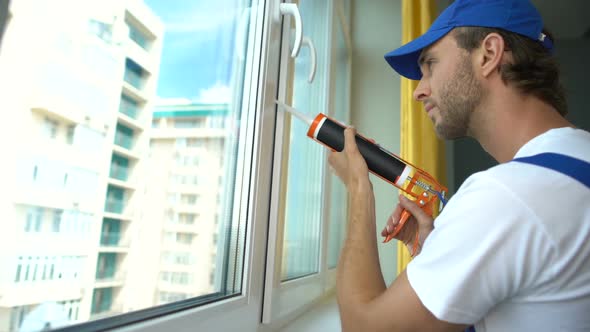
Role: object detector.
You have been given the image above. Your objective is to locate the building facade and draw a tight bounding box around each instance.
[0,0,162,330]
[142,102,230,306]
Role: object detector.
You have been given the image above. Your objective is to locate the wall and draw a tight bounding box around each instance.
[557,38,590,131]
[350,0,402,285]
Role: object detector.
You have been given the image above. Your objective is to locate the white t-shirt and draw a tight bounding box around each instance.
[407,127,590,332]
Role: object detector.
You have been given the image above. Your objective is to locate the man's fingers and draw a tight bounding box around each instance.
[343,127,359,153]
[327,150,337,167]
[398,195,432,224]
[381,204,403,236]
[392,203,403,221]
[381,214,395,236]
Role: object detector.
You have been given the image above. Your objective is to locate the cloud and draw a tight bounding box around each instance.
[154,97,193,106]
[159,1,246,35]
[164,12,237,33]
[197,84,232,103]
[145,0,246,34]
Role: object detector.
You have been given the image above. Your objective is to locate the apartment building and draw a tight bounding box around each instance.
[140,102,230,306]
[92,1,163,320]
[0,0,162,331]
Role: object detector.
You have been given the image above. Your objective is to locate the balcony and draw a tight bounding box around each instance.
[114,132,134,150]
[124,69,144,90]
[104,199,125,214]
[95,270,126,283]
[91,287,122,316]
[99,232,130,248]
[91,303,123,319]
[119,99,139,119]
[109,164,129,181]
[129,25,151,51]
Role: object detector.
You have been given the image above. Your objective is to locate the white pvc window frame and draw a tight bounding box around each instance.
[261,0,352,328]
[47,0,353,330]
[113,0,281,330]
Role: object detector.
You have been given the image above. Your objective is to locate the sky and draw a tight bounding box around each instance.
[143,0,244,103]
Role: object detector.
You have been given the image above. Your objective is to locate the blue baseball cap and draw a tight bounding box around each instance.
[384,0,553,80]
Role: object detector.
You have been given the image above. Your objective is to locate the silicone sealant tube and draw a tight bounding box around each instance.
[276,101,414,188]
[306,113,413,188]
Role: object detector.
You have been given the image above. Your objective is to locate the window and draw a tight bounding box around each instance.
[89,19,113,43]
[161,251,194,265]
[0,0,351,331]
[66,125,76,144]
[174,119,204,128]
[114,123,134,150]
[14,257,22,282]
[33,207,43,232]
[24,257,31,281]
[186,138,204,148]
[31,258,39,281]
[262,0,352,324]
[41,258,48,280]
[176,233,194,245]
[124,58,146,90]
[180,194,198,205]
[52,209,63,232]
[208,116,228,129]
[163,232,194,245]
[160,271,193,285]
[168,174,198,185]
[176,155,200,167]
[43,117,59,139]
[127,21,151,50]
[60,300,81,321]
[178,213,196,224]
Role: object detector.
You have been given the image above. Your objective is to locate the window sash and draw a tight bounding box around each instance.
[262,0,351,326]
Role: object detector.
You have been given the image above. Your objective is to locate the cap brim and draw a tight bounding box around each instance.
[384,27,452,80]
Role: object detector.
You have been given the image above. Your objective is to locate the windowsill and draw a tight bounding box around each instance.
[279,294,341,332]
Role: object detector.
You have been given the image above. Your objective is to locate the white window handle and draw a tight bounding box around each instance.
[278,3,302,58]
[301,36,316,83]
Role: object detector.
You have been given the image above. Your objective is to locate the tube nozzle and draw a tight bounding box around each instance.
[275,100,313,126]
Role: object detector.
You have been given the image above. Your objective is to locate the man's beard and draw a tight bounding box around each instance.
[434,54,484,140]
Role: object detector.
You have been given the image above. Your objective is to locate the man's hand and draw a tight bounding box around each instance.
[327,127,372,193]
[381,195,435,256]
[329,127,466,332]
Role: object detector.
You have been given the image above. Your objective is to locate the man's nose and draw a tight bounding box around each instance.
[413,79,431,102]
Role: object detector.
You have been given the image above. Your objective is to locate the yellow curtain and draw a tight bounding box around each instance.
[397,0,446,274]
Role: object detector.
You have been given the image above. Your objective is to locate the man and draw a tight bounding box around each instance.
[328,0,590,331]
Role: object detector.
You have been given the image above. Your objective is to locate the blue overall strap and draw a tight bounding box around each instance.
[512,152,590,189]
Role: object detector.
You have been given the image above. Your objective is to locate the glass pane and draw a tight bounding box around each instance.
[327,18,350,268]
[0,0,253,330]
[281,0,330,281]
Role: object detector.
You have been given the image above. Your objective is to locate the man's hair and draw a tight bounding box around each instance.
[452,27,568,116]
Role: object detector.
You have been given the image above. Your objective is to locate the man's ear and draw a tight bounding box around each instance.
[478,32,506,78]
